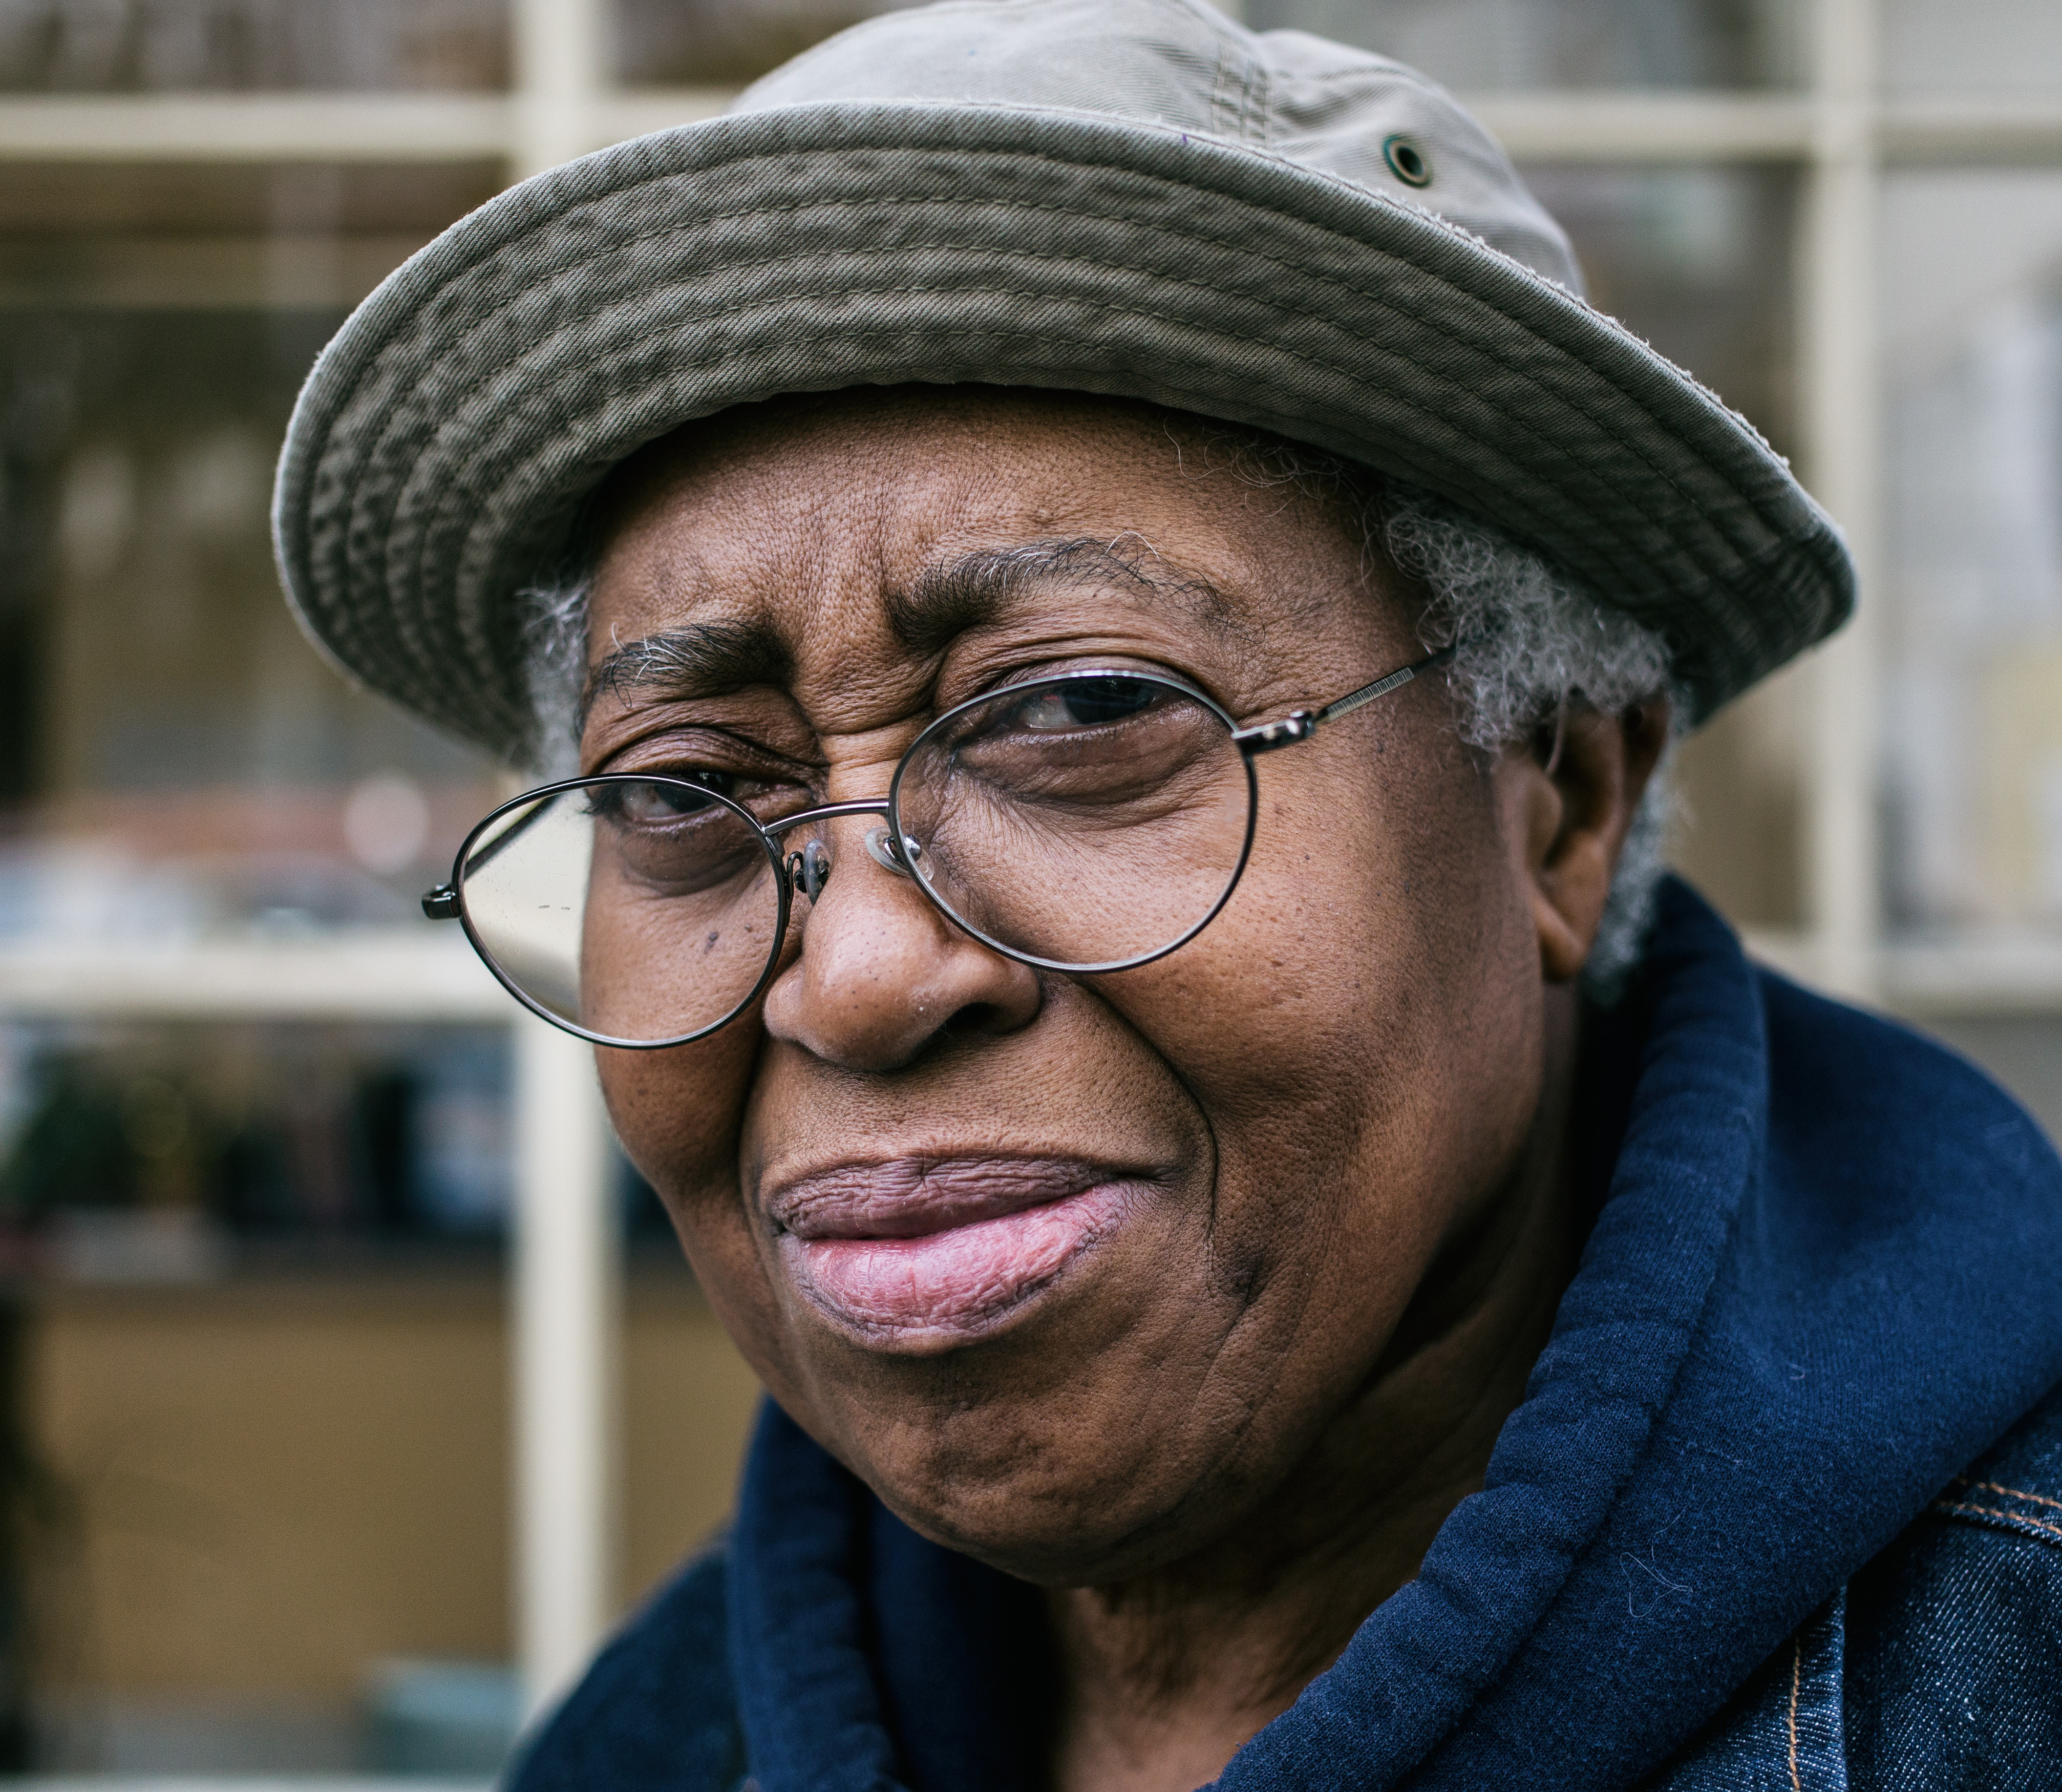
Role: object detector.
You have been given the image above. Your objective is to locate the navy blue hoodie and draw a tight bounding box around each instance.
[511,882,2062,1790]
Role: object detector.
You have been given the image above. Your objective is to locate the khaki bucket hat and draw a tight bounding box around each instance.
[273,0,1853,760]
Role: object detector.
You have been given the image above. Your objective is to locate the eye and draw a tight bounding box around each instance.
[588,773,735,825]
[1014,676,1163,731]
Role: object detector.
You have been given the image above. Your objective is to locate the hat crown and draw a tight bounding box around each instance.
[734,0,1582,292]
[275,0,1851,761]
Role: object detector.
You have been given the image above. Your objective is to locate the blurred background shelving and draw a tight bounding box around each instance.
[0,0,2060,1777]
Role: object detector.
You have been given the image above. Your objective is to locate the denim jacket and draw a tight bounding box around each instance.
[1654,1381,2062,1788]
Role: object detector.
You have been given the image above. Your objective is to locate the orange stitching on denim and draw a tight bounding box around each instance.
[1974,1477,2062,1514]
[1787,1638,1803,1791]
[1936,1499,2062,1542]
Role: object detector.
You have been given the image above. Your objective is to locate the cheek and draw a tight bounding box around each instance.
[597,1025,787,1343]
[599,1021,758,1195]
[1103,733,1541,1272]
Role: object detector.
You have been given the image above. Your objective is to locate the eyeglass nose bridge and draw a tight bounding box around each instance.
[764,797,918,901]
[781,828,917,902]
[785,840,833,902]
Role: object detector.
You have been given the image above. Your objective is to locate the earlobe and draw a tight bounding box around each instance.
[1523,702,1669,986]
[1534,893,1594,986]
[1532,827,1615,985]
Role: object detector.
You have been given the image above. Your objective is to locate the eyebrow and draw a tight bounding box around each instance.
[581,617,792,729]
[579,538,1237,727]
[883,537,1235,657]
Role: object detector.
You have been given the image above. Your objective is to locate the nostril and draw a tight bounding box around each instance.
[943,1000,1010,1038]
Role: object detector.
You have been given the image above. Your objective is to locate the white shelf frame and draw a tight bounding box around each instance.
[0,933,506,1020]
[4,0,2061,1723]
[0,87,2056,164]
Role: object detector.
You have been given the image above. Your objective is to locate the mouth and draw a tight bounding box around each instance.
[764,1156,1148,1344]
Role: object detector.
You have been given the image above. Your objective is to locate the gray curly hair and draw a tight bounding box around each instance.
[1377,481,1679,998]
[519,429,1679,1000]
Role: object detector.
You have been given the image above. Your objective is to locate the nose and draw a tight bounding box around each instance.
[760,821,1043,1072]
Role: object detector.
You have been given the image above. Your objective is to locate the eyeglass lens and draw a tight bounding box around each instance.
[894,675,1253,970]
[459,779,787,1047]
[453,674,1255,1047]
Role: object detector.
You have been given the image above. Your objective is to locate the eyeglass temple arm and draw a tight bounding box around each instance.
[1231,642,1460,755]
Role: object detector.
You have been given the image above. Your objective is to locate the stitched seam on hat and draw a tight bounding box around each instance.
[356,212,1778,611]
[1209,41,1236,140]
[381,263,1667,552]
[368,274,1697,670]
[632,196,1724,513]
[328,166,1790,570]
[436,113,1557,319]
[292,113,1764,485]
[1241,48,1270,148]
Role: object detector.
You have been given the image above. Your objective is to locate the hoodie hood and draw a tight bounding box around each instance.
[725,879,2062,1790]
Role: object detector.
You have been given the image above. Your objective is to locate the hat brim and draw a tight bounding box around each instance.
[273,100,1853,758]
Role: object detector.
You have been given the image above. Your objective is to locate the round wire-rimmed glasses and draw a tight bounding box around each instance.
[423,650,1454,1049]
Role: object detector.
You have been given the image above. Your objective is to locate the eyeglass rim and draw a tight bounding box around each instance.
[443,668,1262,1047]
[886,668,1259,976]
[450,773,793,1052]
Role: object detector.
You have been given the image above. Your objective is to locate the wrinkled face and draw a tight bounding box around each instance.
[580,389,1551,1583]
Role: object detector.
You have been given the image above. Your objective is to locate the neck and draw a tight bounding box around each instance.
[1043,987,1587,1792]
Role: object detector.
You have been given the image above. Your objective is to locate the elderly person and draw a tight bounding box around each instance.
[274,1,2062,1785]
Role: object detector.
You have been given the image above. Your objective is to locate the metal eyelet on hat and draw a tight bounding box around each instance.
[1383,134,1432,188]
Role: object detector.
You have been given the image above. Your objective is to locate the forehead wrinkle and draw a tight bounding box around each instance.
[581,617,794,729]
[883,537,1242,659]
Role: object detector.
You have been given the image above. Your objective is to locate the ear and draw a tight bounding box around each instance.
[1512,700,1672,985]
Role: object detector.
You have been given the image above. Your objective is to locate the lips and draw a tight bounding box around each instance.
[765,1156,1144,1342]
